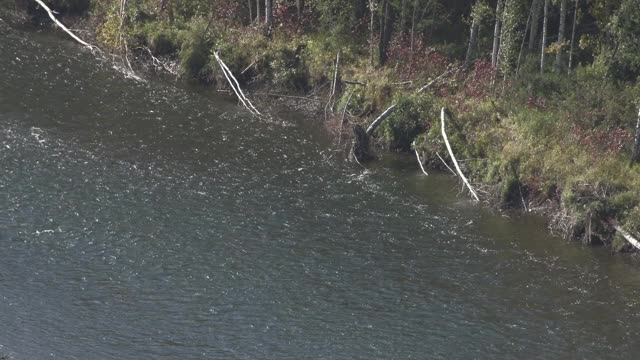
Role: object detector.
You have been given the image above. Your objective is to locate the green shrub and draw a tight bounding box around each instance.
[378,93,437,151]
[177,21,212,81]
[143,22,178,55]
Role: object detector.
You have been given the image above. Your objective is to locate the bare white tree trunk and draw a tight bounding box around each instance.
[248,0,253,23]
[256,0,260,23]
[555,0,567,73]
[33,0,96,51]
[369,0,377,68]
[632,103,640,165]
[614,225,640,252]
[540,0,549,73]
[492,0,504,68]
[568,0,578,73]
[265,0,272,27]
[213,52,261,115]
[414,149,429,176]
[464,14,479,70]
[441,108,480,202]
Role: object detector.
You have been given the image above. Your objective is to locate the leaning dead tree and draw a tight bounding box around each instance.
[441,108,480,201]
[33,0,98,52]
[213,52,261,115]
[614,225,640,252]
[365,104,397,136]
[34,0,144,81]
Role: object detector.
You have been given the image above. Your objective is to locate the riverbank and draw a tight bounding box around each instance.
[6,1,640,255]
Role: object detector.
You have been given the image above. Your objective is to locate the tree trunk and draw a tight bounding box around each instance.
[400,0,406,33]
[516,1,535,77]
[378,0,395,65]
[529,0,542,50]
[265,0,272,27]
[369,0,377,67]
[540,0,549,73]
[256,0,260,24]
[492,0,504,68]
[248,0,253,23]
[568,0,578,73]
[167,0,174,24]
[410,0,417,53]
[555,0,567,73]
[296,0,304,18]
[632,104,640,165]
[464,15,479,70]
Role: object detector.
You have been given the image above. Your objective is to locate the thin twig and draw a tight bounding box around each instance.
[436,152,457,176]
[241,61,256,74]
[338,91,355,146]
[417,68,454,93]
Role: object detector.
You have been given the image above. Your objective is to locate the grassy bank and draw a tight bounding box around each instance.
[13,0,640,253]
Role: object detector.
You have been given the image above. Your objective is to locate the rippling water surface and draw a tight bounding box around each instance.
[2,22,640,359]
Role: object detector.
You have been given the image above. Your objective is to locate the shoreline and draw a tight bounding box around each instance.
[5,2,640,259]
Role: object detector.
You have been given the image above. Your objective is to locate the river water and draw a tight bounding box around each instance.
[2,23,640,360]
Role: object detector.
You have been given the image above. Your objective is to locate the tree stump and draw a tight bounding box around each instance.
[353,125,373,163]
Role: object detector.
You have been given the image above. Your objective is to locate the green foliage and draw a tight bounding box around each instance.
[51,0,640,249]
[499,0,527,76]
[177,20,213,81]
[378,93,437,151]
[142,22,179,55]
[605,0,640,79]
[45,0,91,14]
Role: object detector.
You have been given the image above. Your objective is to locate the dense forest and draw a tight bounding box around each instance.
[5,0,640,251]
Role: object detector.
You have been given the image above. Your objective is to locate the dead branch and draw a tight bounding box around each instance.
[338,91,355,146]
[436,152,457,176]
[344,79,367,86]
[241,61,256,74]
[614,225,640,252]
[411,140,428,175]
[417,68,454,93]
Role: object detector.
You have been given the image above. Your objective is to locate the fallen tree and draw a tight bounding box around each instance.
[441,108,480,201]
[33,0,97,52]
[614,225,640,252]
[213,51,261,116]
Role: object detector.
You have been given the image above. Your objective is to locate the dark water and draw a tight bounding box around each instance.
[2,24,640,360]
